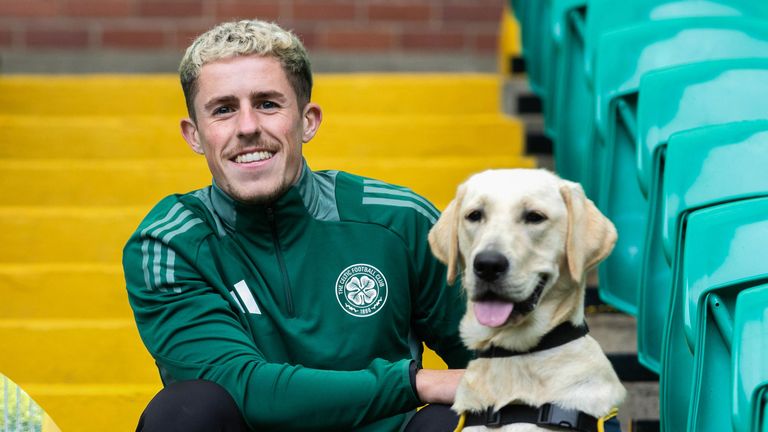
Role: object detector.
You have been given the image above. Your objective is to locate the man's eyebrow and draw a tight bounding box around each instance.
[203,95,237,112]
[251,90,287,101]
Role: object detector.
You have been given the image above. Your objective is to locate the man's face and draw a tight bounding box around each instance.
[181,55,321,204]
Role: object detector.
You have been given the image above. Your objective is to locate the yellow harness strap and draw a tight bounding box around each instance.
[597,407,620,432]
[453,412,466,432]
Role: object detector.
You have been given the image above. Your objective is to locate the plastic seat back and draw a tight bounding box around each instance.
[515,0,552,99]
[637,121,768,372]
[663,121,768,261]
[733,284,768,432]
[638,57,768,197]
[545,0,586,169]
[681,199,768,432]
[585,0,768,77]
[553,0,768,185]
[660,198,768,431]
[510,0,525,19]
[591,28,768,315]
[544,0,592,181]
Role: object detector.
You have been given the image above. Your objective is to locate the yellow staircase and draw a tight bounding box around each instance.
[0,73,534,430]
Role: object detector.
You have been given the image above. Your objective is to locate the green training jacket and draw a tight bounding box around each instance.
[123,162,470,431]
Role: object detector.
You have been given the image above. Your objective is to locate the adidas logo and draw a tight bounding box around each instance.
[230,280,262,315]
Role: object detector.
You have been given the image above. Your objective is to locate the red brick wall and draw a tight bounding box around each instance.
[0,0,504,54]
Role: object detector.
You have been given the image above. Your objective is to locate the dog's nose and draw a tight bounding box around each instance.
[473,251,509,282]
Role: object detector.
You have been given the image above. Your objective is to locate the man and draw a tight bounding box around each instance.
[123,19,469,431]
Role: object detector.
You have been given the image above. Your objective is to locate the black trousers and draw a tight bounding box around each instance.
[137,380,459,432]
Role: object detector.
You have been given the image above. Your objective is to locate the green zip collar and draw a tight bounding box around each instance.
[209,159,340,233]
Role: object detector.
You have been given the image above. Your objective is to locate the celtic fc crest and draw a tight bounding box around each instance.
[335,263,388,317]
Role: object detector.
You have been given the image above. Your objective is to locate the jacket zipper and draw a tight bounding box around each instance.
[266,206,295,317]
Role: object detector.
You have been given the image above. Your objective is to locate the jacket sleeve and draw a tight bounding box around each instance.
[408,205,472,369]
[123,204,420,431]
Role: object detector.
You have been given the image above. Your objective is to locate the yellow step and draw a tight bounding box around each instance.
[0,264,130,320]
[0,320,158,385]
[0,265,451,370]
[0,155,535,207]
[310,114,523,158]
[21,383,158,432]
[0,114,523,159]
[498,3,523,75]
[0,161,537,263]
[0,74,502,117]
[315,74,502,116]
[0,207,144,263]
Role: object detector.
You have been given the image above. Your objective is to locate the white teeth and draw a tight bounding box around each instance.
[234,151,273,163]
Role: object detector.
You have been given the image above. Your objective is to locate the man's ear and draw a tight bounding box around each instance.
[180,118,204,155]
[301,103,323,143]
[559,181,617,284]
[428,184,466,285]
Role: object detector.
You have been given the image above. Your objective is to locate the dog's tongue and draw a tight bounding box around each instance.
[473,301,514,328]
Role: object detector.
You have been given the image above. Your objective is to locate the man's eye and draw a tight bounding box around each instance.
[259,101,279,110]
[213,106,234,115]
[523,210,547,224]
[465,210,483,222]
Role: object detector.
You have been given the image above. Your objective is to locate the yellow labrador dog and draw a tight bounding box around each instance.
[429,169,625,431]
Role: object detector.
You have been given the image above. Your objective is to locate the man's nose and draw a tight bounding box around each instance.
[237,107,261,137]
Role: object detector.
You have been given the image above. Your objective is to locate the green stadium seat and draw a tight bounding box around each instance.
[584,0,768,78]
[635,61,768,370]
[589,19,768,315]
[660,258,695,432]
[659,122,768,432]
[637,121,768,374]
[548,0,587,178]
[733,284,768,432]
[510,0,524,19]
[512,0,587,141]
[513,0,552,101]
[638,57,768,198]
[688,289,736,432]
[763,405,768,432]
[661,120,768,259]
[553,0,768,184]
[663,198,768,431]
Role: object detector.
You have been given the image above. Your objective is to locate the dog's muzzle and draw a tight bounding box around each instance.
[471,273,550,328]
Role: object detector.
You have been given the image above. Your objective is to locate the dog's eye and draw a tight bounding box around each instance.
[466,210,483,222]
[523,210,547,224]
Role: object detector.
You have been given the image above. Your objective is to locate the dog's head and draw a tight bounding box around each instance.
[428,169,616,329]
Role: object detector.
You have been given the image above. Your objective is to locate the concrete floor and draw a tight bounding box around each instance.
[588,313,660,427]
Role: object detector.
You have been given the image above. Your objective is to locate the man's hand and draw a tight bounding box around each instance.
[415,368,465,405]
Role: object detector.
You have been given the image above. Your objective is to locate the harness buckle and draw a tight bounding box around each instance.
[485,407,503,428]
[537,403,581,430]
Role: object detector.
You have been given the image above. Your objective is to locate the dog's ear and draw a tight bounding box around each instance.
[559,181,617,284]
[428,185,466,284]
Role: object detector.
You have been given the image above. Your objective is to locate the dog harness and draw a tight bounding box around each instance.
[453,321,622,431]
[454,405,621,431]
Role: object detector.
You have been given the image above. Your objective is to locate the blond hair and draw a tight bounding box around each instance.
[179,19,313,119]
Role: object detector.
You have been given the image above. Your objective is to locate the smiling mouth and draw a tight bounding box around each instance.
[471,273,550,328]
[232,150,274,164]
